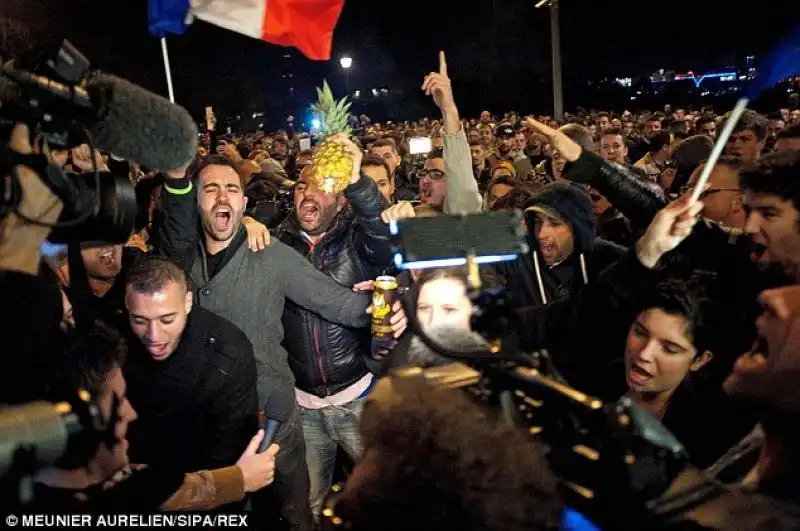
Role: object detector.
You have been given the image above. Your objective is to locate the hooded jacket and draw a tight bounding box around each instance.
[501,181,626,309]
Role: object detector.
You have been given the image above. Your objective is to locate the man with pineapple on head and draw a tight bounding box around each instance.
[275,84,403,522]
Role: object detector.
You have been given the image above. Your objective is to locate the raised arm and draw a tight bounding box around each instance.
[156,168,200,269]
[334,135,393,267]
[422,51,481,214]
[273,241,371,328]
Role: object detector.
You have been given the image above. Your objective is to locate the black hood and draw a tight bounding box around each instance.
[523,181,597,254]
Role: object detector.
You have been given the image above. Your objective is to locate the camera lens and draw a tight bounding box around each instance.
[48,171,137,244]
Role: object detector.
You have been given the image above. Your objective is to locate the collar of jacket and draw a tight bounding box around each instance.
[277,204,355,247]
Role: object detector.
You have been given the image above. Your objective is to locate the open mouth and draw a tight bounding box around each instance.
[99,248,118,268]
[299,201,320,224]
[540,242,556,258]
[212,206,232,232]
[734,338,769,375]
[147,342,170,359]
[628,364,654,386]
[750,242,768,263]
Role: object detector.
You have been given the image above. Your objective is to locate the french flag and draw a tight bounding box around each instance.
[148,0,345,61]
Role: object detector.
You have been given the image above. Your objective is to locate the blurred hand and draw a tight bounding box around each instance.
[352,280,376,292]
[237,430,279,493]
[71,144,109,172]
[635,187,706,269]
[7,124,63,226]
[523,117,582,163]
[380,201,416,224]
[422,52,456,113]
[243,217,270,251]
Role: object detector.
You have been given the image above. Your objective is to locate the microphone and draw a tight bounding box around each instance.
[1,68,198,171]
[406,326,491,367]
[258,390,295,453]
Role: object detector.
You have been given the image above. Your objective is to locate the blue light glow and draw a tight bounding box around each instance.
[311,119,321,129]
[393,254,519,270]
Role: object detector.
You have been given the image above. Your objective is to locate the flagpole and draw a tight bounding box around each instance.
[160,36,176,103]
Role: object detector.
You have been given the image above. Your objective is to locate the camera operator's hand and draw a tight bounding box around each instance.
[71,144,109,173]
[635,187,706,269]
[380,201,416,224]
[236,430,279,493]
[0,124,64,275]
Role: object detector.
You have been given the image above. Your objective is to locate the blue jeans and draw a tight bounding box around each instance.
[299,396,366,519]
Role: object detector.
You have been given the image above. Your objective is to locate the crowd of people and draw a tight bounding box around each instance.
[3,48,800,531]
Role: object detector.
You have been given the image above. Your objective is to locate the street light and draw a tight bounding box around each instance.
[339,56,353,94]
[536,0,563,120]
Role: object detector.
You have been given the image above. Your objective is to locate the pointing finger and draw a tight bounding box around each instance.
[439,51,447,77]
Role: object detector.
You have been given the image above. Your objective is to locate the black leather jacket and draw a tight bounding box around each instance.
[276,175,392,397]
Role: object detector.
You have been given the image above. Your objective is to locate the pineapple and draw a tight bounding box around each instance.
[310,81,354,194]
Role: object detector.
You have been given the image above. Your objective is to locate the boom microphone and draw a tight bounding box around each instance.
[84,73,198,171]
[2,67,198,171]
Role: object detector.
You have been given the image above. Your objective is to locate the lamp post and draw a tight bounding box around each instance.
[340,56,353,95]
[536,0,563,120]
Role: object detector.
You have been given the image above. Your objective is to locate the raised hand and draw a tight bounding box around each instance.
[523,117,582,163]
[635,187,707,269]
[422,52,456,113]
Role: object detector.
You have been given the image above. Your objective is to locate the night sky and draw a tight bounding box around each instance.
[2,0,799,124]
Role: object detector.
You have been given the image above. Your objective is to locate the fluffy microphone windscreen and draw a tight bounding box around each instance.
[406,326,491,367]
[85,73,198,171]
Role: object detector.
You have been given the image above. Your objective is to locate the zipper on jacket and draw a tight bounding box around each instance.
[312,325,330,395]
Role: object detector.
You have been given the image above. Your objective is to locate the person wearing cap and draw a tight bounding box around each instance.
[492,123,534,181]
[499,181,626,308]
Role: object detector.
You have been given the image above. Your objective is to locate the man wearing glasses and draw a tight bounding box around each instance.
[685,156,745,229]
[418,150,449,208]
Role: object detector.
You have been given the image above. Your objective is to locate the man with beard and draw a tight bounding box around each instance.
[492,123,533,181]
[160,150,374,530]
[275,137,397,521]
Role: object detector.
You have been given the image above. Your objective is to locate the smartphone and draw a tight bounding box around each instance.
[408,137,432,156]
[299,138,311,152]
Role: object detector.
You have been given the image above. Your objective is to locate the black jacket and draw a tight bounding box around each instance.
[125,306,258,474]
[276,175,392,397]
[500,181,626,309]
[563,150,788,382]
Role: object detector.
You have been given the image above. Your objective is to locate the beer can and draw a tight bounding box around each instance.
[371,275,398,338]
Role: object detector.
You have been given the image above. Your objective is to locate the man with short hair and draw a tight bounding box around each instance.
[775,124,800,152]
[31,324,279,513]
[160,150,374,530]
[599,127,629,165]
[469,140,492,191]
[123,256,258,482]
[694,116,717,139]
[635,131,673,183]
[360,155,394,203]
[724,109,767,164]
[686,157,745,229]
